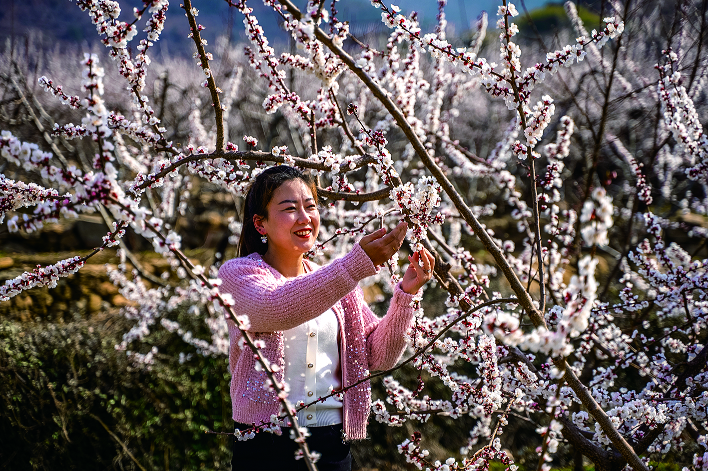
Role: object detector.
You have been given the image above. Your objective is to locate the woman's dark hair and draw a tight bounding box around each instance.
[238,166,318,257]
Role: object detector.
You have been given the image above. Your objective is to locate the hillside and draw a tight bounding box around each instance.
[0,0,571,56]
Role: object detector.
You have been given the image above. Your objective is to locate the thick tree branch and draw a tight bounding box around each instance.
[318,186,391,202]
[272,2,649,469]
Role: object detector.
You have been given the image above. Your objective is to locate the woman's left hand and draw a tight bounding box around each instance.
[400,248,435,294]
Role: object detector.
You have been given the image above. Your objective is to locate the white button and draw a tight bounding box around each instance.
[308,363,314,368]
[306,414,313,420]
[309,332,316,337]
[307,391,314,397]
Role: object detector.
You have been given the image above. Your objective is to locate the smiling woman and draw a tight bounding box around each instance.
[218,165,434,470]
[253,178,321,277]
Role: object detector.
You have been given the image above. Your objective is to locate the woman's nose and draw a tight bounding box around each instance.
[296,207,310,223]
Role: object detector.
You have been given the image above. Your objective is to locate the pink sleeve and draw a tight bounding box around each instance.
[362,283,417,371]
[218,243,377,332]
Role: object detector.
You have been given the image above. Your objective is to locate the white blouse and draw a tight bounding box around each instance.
[282,307,343,427]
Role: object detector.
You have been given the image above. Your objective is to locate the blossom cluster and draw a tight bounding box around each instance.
[0,130,116,233]
[0,256,85,301]
[657,49,708,181]
[580,187,614,247]
[390,176,444,251]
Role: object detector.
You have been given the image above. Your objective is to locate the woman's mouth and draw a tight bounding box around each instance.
[294,229,312,238]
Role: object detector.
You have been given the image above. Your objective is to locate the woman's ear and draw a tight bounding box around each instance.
[253,214,265,235]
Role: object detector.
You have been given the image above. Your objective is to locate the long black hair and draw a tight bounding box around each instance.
[237,166,318,257]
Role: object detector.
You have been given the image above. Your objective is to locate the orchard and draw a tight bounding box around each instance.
[0,0,707,469]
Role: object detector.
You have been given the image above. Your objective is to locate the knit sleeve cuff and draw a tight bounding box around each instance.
[392,281,417,306]
[343,243,377,282]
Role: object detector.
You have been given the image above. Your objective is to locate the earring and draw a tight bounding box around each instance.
[261,234,268,244]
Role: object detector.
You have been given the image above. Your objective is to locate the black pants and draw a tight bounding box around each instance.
[232,423,352,471]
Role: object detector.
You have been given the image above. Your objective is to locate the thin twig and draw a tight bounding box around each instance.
[91,414,147,471]
[183,0,225,151]
[9,71,69,169]
[328,88,366,156]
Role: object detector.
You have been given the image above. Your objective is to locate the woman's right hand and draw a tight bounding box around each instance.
[360,221,408,266]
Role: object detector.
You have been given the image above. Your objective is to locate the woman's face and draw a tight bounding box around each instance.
[255,179,320,258]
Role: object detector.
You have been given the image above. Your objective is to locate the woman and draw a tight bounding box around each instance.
[218,166,434,470]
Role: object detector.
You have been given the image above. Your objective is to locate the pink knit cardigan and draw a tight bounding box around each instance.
[217,243,416,440]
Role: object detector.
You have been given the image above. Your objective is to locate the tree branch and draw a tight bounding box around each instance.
[272,2,649,469]
[91,414,148,471]
[183,0,225,151]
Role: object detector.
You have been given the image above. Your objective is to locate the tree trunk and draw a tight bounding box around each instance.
[573,449,584,471]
